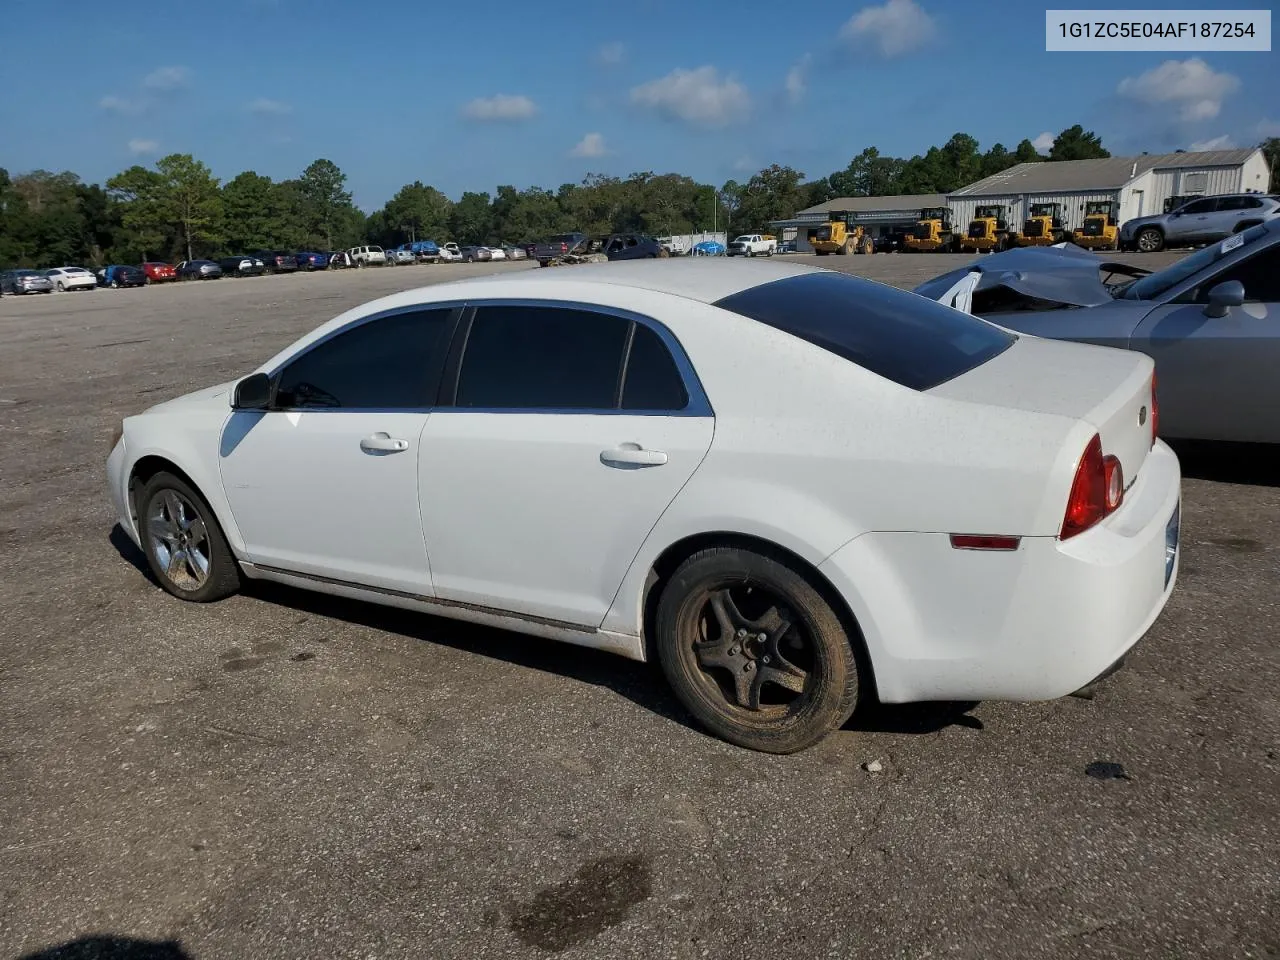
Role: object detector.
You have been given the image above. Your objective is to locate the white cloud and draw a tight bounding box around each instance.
[630,66,751,127]
[840,0,937,57]
[143,66,190,90]
[128,139,159,156]
[1256,118,1280,138]
[785,54,811,104]
[461,94,538,121]
[1116,58,1240,122]
[570,133,608,158]
[99,95,143,114]
[1188,134,1235,151]
[1031,131,1055,152]
[248,98,292,115]
[594,42,625,66]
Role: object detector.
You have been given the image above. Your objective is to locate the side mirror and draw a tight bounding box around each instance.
[1204,281,1245,318]
[232,372,272,410]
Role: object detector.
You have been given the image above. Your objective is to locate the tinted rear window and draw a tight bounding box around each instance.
[713,271,1015,391]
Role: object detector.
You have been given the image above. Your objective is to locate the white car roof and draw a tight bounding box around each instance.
[438,258,821,305]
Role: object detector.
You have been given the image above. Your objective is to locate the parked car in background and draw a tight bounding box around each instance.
[692,240,726,256]
[96,264,146,288]
[139,262,178,284]
[409,240,440,263]
[875,229,909,254]
[44,266,98,291]
[603,234,667,261]
[727,234,778,257]
[503,245,529,260]
[295,251,330,271]
[1119,194,1280,252]
[386,247,416,266]
[533,232,590,266]
[459,245,492,263]
[176,260,222,281]
[438,243,462,262]
[1,269,55,294]
[915,221,1280,444]
[218,256,266,277]
[486,246,507,261]
[348,245,387,267]
[251,250,298,274]
[327,251,354,269]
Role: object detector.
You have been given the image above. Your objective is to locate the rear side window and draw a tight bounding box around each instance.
[713,272,1014,391]
[275,309,452,409]
[456,306,629,409]
[622,324,688,410]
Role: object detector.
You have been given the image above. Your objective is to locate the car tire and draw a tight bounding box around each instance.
[56,281,65,292]
[655,546,863,754]
[138,471,241,603]
[1135,227,1164,253]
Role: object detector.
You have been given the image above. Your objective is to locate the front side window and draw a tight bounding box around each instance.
[1192,245,1280,303]
[274,309,452,409]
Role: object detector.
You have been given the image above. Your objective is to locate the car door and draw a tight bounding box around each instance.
[1165,197,1218,244]
[1130,240,1280,443]
[219,306,458,594]
[1216,196,1264,235]
[418,302,715,627]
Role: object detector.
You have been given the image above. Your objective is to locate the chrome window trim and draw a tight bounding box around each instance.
[447,297,714,418]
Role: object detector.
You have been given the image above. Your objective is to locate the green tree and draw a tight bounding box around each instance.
[153,154,222,260]
[733,164,806,232]
[981,142,1016,178]
[297,159,354,249]
[449,191,493,243]
[1013,139,1044,164]
[222,171,278,251]
[1047,125,1109,161]
[106,164,169,260]
[383,181,452,243]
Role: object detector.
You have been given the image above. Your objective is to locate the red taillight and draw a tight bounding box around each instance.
[1061,434,1124,540]
[560,242,567,252]
[1150,373,1159,446]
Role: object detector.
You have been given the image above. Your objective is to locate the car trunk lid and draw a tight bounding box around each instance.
[929,334,1155,485]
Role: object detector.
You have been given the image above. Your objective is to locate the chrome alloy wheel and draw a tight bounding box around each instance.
[147,490,211,590]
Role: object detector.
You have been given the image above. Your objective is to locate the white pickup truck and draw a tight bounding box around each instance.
[727,234,777,257]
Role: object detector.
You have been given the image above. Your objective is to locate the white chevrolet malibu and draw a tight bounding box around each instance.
[107,259,1181,753]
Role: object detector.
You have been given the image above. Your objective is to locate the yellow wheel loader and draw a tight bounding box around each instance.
[808,211,875,256]
[903,207,959,252]
[958,204,1014,253]
[1072,200,1119,250]
[1015,202,1070,246]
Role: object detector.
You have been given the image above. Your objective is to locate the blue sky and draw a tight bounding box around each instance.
[1,0,1275,210]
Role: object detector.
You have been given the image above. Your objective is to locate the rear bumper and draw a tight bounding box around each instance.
[820,440,1182,703]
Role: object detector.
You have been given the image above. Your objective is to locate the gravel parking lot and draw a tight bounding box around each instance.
[2,254,1277,960]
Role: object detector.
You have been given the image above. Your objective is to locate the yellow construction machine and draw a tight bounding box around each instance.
[958,204,1013,253]
[1072,200,1119,250]
[808,211,874,256]
[902,207,958,252]
[1015,202,1070,246]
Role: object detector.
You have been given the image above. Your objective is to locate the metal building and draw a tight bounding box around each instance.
[946,148,1270,233]
[770,194,946,252]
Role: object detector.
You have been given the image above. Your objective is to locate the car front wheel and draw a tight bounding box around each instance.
[139,471,241,602]
[656,547,863,753]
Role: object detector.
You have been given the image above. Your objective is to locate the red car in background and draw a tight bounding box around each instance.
[140,262,177,284]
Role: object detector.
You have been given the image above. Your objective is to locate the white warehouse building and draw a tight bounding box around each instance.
[946,148,1271,233]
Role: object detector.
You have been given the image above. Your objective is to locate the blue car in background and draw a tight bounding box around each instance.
[96,264,147,288]
[692,240,726,256]
[408,240,439,262]
[295,251,330,271]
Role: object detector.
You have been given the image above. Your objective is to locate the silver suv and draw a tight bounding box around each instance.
[1120,194,1280,252]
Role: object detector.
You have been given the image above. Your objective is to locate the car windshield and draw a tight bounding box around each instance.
[714,271,1015,391]
[1121,224,1271,301]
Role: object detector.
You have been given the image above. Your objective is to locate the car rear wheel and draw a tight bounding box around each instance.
[56,281,65,291]
[656,547,863,754]
[1136,227,1164,252]
[138,471,241,603]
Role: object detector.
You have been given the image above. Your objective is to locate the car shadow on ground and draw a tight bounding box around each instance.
[17,936,191,960]
[107,525,986,741]
[1168,439,1280,488]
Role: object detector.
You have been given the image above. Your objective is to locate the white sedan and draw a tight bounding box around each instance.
[106,260,1181,753]
[485,246,507,261]
[44,266,98,292]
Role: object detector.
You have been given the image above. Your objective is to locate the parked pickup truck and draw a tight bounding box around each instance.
[727,234,777,257]
[533,232,591,267]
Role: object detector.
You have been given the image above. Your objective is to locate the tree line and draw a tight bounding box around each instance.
[4,125,1268,270]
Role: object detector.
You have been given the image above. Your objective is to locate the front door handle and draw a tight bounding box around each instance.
[601,443,668,467]
[360,432,409,453]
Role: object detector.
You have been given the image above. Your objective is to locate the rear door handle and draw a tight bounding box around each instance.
[601,443,668,467]
[360,432,409,453]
